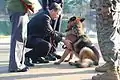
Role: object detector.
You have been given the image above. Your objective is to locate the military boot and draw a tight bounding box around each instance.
[95,62,114,72]
[92,67,120,80]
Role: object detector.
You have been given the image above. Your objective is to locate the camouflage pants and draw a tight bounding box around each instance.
[96,11,120,65]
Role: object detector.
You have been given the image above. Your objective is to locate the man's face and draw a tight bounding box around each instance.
[51,10,61,20]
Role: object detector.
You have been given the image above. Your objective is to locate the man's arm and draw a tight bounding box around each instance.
[43,14,54,34]
[43,15,63,41]
[43,14,72,50]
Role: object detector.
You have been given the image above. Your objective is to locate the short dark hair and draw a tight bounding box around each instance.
[49,2,62,12]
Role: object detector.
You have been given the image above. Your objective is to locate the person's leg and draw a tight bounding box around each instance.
[21,13,29,67]
[33,39,52,60]
[43,34,57,60]
[92,71,120,80]
[91,0,120,79]
[25,49,49,64]
[25,50,35,66]
[95,22,119,72]
[25,38,51,64]
[36,57,49,63]
[8,12,28,72]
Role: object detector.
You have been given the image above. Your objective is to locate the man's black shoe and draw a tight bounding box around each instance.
[37,57,49,63]
[25,62,34,67]
[32,60,37,63]
[32,57,49,64]
[44,54,56,61]
[52,53,61,59]
[25,57,34,67]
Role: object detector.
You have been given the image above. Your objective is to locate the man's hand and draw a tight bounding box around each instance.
[62,39,72,50]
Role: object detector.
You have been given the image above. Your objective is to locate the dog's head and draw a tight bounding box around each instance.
[68,16,85,23]
[66,16,85,32]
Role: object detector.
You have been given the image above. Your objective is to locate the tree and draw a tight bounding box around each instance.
[62,0,96,33]
[63,0,90,16]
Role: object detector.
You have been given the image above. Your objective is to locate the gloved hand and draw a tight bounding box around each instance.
[55,31,65,37]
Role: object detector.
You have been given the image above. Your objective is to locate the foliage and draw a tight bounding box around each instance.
[63,0,90,18]
[62,0,97,33]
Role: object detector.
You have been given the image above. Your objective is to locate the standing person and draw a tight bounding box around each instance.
[90,0,120,80]
[41,0,64,60]
[6,0,35,72]
[25,3,72,65]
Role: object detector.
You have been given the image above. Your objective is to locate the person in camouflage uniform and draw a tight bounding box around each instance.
[54,16,100,68]
[90,0,120,80]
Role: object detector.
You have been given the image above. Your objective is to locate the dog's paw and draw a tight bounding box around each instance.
[69,62,76,66]
[64,60,69,62]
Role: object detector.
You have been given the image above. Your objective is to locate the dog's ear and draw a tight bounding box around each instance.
[80,18,85,22]
[68,16,76,23]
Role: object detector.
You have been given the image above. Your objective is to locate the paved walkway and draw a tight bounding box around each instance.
[0,37,104,80]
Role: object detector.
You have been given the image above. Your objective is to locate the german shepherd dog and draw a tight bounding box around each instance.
[54,16,100,68]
